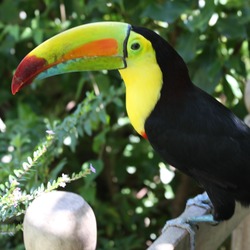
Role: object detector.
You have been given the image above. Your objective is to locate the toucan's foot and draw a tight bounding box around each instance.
[162,217,196,250]
[162,193,220,250]
[187,214,219,225]
[186,192,213,212]
[186,192,219,225]
[162,214,219,250]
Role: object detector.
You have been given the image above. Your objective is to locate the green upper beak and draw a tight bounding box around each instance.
[11,22,131,94]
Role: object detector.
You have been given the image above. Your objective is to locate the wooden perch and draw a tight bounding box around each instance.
[231,213,250,250]
[148,194,250,250]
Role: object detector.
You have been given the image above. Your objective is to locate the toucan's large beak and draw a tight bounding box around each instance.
[12,22,131,94]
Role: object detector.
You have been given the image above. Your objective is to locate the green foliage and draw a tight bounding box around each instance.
[0,0,249,249]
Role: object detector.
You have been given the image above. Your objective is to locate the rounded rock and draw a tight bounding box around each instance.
[23,191,97,250]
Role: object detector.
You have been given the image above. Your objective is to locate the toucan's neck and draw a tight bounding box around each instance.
[156,41,193,97]
[120,26,193,138]
[119,46,163,137]
[132,26,193,96]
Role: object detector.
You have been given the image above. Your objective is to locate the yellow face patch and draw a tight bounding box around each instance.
[119,31,163,137]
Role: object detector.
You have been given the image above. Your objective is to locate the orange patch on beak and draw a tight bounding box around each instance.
[62,38,118,61]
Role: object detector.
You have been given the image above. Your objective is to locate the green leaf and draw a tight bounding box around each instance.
[13,170,23,178]
[93,128,108,153]
[217,15,247,39]
[98,109,108,124]
[84,120,92,136]
[176,33,199,62]
[192,60,222,93]
[49,159,67,180]
[20,27,32,40]
[33,29,44,45]
[4,25,20,41]
[27,157,33,165]
[142,2,188,23]
[185,1,215,32]
[0,0,19,23]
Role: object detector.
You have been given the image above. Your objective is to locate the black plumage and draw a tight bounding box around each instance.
[133,26,250,221]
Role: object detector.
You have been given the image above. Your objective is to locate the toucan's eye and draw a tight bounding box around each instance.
[131,42,141,50]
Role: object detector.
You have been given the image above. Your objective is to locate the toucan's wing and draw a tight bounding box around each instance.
[146,86,250,191]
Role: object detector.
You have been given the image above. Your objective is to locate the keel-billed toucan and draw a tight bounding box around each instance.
[12,22,250,222]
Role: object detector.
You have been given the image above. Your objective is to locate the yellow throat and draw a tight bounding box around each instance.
[119,31,163,137]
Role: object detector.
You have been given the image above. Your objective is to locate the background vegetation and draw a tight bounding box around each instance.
[0,0,249,249]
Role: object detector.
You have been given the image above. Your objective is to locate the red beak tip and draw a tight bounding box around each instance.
[11,88,17,95]
[11,77,21,95]
[11,86,16,95]
[11,55,47,95]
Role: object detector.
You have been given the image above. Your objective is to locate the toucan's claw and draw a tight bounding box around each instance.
[187,214,219,225]
[186,192,213,211]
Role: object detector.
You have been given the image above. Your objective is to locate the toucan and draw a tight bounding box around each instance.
[11,22,250,222]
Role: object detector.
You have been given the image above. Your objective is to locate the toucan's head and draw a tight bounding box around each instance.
[12,22,189,138]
